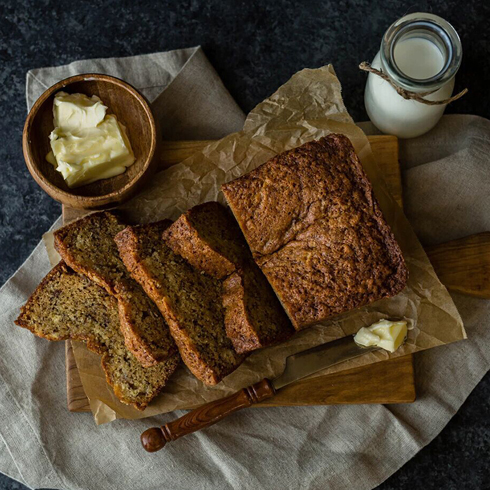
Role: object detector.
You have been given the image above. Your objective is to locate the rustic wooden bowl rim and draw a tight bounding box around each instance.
[22,73,156,207]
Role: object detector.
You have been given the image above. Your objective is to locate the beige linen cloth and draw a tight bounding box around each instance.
[0,46,488,489]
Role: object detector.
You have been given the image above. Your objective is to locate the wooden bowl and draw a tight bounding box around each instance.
[23,74,157,209]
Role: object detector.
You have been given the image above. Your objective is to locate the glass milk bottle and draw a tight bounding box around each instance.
[364,13,463,138]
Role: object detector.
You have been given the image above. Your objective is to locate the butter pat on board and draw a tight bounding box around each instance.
[46,92,135,188]
[354,319,407,353]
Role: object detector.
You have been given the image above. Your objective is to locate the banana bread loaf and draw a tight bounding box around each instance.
[115,221,243,385]
[53,211,176,367]
[222,134,408,330]
[163,202,295,353]
[15,262,180,410]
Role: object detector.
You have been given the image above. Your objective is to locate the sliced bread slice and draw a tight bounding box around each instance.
[115,221,243,386]
[53,211,176,367]
[15,262,180,410]
[222,261,295,354]
[162,202,249,279]
[163,202,295,353]
[53,211,127,295]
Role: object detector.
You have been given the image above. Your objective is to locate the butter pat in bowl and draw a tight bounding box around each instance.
[47,92,135,188]
[23,74,157,209]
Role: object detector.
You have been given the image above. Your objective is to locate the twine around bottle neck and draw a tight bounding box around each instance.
[359,61,468,105]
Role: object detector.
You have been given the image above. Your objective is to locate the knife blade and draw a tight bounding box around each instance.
[272,335,379,390]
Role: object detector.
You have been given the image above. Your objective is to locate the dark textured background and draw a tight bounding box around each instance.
[1,1,488,489]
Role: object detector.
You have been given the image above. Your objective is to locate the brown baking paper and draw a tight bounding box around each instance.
[49,65,465,424]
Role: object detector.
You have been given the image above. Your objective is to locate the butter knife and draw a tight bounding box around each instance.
[141,336,379,452]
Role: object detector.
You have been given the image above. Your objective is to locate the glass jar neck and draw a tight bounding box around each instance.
[380,13,462,93]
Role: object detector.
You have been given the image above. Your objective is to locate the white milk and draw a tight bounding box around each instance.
[364,10,463,140]
[365,38,454,139]
[394,37,445,79]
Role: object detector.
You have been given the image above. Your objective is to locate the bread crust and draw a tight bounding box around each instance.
[222,271,261,353]
[222,262,295,354]
[222,134,408,329]
[115,280,169,367]
[162,202,247,279]
[53,211,123,295]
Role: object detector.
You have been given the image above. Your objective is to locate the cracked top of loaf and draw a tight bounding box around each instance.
[222,134,408,329]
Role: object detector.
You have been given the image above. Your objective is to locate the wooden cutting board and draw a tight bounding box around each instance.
[63,135,416,413]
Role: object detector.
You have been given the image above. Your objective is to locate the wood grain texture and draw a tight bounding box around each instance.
[23,73,157,209]
[367,135,402,206]
[141,379,275,452]
[65,341,91,412]
[65,135,415,414]
[258,355,415,407]
[158,140,216,169]
[426,232,490,298]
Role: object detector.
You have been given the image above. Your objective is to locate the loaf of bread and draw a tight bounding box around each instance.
[15,262,180,410]
[163,202,295,353]
[115,221,243,385]
[53,211,176,367]
[222,134,408,330]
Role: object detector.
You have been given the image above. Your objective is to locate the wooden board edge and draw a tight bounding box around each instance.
[258,355,416,407]
[66,341,91,412]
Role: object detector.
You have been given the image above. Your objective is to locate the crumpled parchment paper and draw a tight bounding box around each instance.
[48,65,464,424]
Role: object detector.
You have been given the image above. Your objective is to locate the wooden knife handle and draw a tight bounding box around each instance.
[426,232,490,299]
[141,379,275,452]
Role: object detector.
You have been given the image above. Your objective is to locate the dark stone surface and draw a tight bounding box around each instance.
[0,0,488,488]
